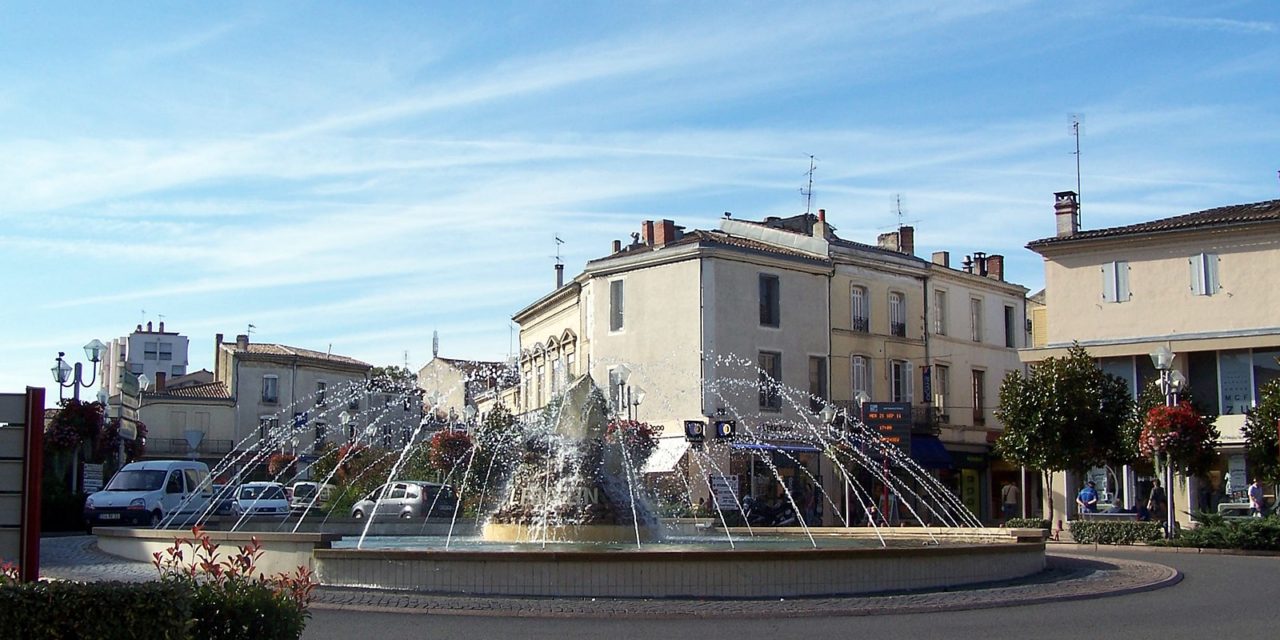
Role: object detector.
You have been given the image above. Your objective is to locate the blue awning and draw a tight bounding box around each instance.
[730,442,821,454]
[910,435,953,469]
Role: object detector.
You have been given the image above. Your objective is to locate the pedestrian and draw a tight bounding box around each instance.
[1076,481,1099,513]
[1147,479,1167,523]
[1248,478,1266,517]
[1001,480,1020,523]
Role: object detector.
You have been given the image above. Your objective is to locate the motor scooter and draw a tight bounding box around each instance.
[742,496,799,527]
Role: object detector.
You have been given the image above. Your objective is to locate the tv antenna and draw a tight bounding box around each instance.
[553,234,564,266]
[800,155,817,215]
[403,350,410,371]
[432,330,439,358]
[246,323,256,336]
[1071,113,1084,229]
[878,194,921,230]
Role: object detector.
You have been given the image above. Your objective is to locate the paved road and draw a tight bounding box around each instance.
[301,548,1280,640]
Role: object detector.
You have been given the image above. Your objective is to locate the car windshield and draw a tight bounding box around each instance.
[104,470,166,491]
[239,486,284,501]
[292,485,316,499]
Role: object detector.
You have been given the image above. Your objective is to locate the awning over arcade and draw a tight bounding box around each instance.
[909,435,953,470]
[729,442,821,454]
[642,437,690,474]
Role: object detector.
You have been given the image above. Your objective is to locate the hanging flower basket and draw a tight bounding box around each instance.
[1140,402,1217,472]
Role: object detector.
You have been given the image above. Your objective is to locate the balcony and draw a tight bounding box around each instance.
[851,316,869,333]
[890,321,907,338]
[146,438,234,457]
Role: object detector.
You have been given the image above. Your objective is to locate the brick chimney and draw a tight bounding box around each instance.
[641,220,655,245]
[654,219,677,246]
[877,231,899,251]
[612,239,622,253]
[986,254,1004,281]
[899,225,915,256]
[1055,191,1079,237]
[236,334,249,351]
[932,251,950,267]
[154,372,166,393]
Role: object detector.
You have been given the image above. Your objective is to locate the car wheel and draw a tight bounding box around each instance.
[400,511,413,519]
[150,511,163,527]
[352,509,364,520]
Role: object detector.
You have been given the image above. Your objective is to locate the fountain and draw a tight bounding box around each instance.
[94,368,1047,598]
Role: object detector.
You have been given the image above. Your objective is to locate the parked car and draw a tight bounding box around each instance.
[289,481,336,513]
[84,460,212,528]
[233,482,290,517]
[209,483,237,516]
[350,481,457,519]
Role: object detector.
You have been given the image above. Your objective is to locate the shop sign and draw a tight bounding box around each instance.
[861,402,912,456]
[709,474,740,511]
[83,463,104,493]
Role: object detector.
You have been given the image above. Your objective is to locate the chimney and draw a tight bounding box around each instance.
[146,321,153,332]
[154,372,166,393]
[817,208,826,223]
[641,220,655,245]
[973,251,988,276]
[877,231,900,251]
[158,321,165,332]
[555,263,565,288]
[1054,191,1079,237]
[899,225,915,256]
[612,239,622,253]
[136,324,143,332]
[236,334,249,351]
[932,251,950,268]
[962,255,974,273]
[986,254,1005,281]
[654,219,677,246]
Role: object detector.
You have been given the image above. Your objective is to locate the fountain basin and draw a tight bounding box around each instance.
[482,522,657,544]
[313,528,1046,598]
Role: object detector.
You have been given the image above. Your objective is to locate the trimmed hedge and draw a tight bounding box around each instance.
[1068,520,1164,545]
[0,580,192,639]
[1006,518,1050,529]
[191,580,308,640]
[1168,514,1280,551]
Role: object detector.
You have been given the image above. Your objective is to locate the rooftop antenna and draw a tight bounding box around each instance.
[879,194,920,230]
[1071,113,1084,229]
[246,323,256,336]
[554,234,564,265]
[404,350,410,371]
[432,330,439,359]
[801,155,817,215]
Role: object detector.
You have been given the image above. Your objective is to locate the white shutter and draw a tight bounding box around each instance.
[1205,253,1219,294]
[904,361,914,404]
[1101,262,1115,302]
[1189,256,1205,294]
[1116,261,1131,301]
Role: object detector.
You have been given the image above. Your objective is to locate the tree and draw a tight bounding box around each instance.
[994,344,1134,523]
[1244,379,1280,485]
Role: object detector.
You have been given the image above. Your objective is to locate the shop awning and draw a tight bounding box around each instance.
[910,435,953,470]
[729,442,821,454]
[642,437,690,474]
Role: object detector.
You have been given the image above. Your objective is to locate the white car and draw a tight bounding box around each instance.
[232,482,290,517]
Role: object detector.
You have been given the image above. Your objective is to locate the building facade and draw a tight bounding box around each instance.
[100,321,190,399]
[1023,192,1280,524]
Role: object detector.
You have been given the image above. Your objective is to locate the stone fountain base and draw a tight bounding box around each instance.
[482,522,657,544]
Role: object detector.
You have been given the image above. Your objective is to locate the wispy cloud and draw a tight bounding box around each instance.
[1142,15,1276,35]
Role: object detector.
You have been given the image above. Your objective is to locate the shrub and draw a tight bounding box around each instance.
[1068,520,1164,545]
[154,526,317,640]
[0,579,192,639]
[1006,518,1051,529]
[1169,515,1280,551]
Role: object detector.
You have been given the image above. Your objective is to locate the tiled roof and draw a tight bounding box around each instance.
[595,228,829,265]
[151,381,231,400]
[1027,199,1280,249]
[226,342,371,368]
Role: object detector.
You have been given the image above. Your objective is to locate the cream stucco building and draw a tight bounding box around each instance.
[514,211,1028,523]
[1023,192,1280,526]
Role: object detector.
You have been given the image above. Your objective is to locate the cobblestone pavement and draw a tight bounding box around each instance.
[41,536,1178,619]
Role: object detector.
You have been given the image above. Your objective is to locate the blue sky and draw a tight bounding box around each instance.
[2,1,1277,392]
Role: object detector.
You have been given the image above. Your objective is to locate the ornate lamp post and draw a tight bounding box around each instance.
[51,339,108,401]
[1149,345,1185,538]
[613,365,645,421]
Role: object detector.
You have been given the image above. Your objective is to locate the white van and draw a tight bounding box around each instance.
[289,481,336,513]
[83,460,213,528]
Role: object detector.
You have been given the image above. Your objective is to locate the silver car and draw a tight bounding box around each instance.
[350,481,457,519]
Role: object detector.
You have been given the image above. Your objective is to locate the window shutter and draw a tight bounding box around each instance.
[1101,262,1115,302]
[1206,253,1220,294]
[904,361,914,404]
[1116,261,1131,301]
[1189,256,1203,294]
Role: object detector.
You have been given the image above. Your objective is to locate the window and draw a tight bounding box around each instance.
[934,365,950,421]
[890,360,913,403]
[933,289,947,335]
[851,286,869,332]
[889,292,906,337]
[536,363,546,406]
[970,297,983,342]
[972,370,986,425]
[808,356,827,413]
[144,341,158,361]
[552,355,565,397]
[262,375,279,403]
[316,381,327,406]
[609,279,625,332]
[1101,260,1131,302]
[1190,253,1220,296]
[314,422,327,450]
[158,343,173,361]
[258,416,279,444]
[171,365,185,376]
[759,351,782,410]
[1003,305,1017,348]
[759,274,781,327]
[566,352,576,377]
[522,368,532,411]
[852,356,871,400]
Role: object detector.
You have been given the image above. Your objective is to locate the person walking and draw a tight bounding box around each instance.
[1001,480,1020,523]
[1248,478,1266,517]
[1148,479,1168,524]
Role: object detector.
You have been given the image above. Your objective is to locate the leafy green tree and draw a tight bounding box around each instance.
[1244,379,1280,485]
[995,344,1134,523]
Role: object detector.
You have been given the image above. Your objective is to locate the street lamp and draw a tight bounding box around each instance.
[1149,345,1183,538]
[613,365,644,421]
[339,411,354,441]
[51,339,108,401]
